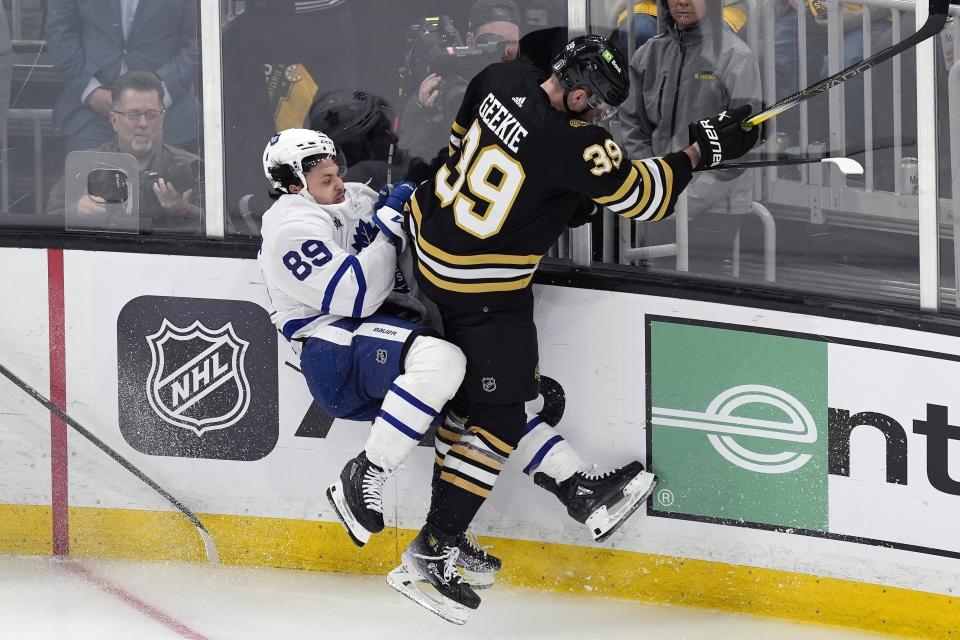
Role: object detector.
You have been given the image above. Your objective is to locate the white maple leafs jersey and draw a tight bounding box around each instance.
[258,183,399,342]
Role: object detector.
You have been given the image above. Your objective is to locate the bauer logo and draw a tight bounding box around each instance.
[647,316,960,559]
[117,296,278,460]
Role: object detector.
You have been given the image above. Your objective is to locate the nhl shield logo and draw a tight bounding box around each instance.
[145,319,251,436]
[482,377,497,393]
[376,349,388,365]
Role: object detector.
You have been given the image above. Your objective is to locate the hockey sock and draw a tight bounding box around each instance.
[515,410,583,482]
[433,410,468,480]
[427,403,522,535]
[365,336,465,471]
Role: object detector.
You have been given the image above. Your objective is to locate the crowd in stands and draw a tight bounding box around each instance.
[0,0,949,275]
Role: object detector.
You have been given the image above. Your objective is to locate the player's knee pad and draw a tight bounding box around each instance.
[402,335,466,407]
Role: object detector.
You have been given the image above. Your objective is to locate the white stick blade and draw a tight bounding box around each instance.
[821,157,864,175]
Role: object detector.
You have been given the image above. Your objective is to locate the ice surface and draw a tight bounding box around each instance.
[0,554,892,639]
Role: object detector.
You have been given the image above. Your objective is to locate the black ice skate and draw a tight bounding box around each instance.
[535,461,657,542]
[454,533,501,589]
[387,525,481,625]
[326,451,391,547]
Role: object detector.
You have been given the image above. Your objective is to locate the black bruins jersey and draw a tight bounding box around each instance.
[410,61,694,308]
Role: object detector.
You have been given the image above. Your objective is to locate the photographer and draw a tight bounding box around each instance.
[397,0,520,163]
[46,70,202,233]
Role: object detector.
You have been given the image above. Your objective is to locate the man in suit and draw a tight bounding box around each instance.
[45,0,200,153]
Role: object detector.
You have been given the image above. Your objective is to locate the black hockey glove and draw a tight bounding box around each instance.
[567,197,598,229]
[688,104,761,171]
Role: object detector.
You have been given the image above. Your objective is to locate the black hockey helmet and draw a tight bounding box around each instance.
[551,34,629,114]
[306,89,396,166]
[306,89,392,146]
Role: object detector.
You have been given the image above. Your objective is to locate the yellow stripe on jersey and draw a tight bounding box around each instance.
[650,158,675,221]
[416,260,535,293]
[440,471,491,498]
[410,199,542,266]
[594,166,639,205]
[452,121,467,135]
[468,426,514,456]
[619,160,655,219]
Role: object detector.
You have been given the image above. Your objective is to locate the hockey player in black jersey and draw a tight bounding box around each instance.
[390,34,760,623]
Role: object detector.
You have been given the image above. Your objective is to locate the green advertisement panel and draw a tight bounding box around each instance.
[648,319,829,531]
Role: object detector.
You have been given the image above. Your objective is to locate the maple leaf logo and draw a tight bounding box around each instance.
[351,219,380,253]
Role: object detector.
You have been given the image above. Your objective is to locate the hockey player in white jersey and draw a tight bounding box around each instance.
[258,129,656,618]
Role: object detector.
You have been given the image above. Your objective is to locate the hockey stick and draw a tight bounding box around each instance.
[702,136,916,173]
[744,0,950,128]
[702,156,863,174]
[0,361,220,564]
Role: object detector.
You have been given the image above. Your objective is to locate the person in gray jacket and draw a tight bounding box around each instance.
[619,0,761,275]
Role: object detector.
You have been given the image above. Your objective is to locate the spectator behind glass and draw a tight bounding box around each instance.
[45,70,202,233]
[619,0,761,276]
[220,0,359,233]
[397,0,521,164]
[612,0,749,55]
[45,0,200,154]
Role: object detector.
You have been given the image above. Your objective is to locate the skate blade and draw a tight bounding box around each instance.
[326,481,371,547]
[589,472,658,543]
[459,567,495,590]
[387,564,470,625]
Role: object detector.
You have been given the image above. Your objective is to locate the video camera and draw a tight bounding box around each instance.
[88,159,202,205]
[400,15,510,116]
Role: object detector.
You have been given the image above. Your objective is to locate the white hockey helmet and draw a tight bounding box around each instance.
[262,128,347,194]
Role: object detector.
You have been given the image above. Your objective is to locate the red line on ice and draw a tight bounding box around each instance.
[64,561,211,640]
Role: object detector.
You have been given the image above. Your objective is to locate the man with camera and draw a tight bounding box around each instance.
[46,70,202,233]
[398,0,521,164]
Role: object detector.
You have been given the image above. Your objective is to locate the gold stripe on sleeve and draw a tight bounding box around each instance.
[594,166,639,205]
[619,161,655,219]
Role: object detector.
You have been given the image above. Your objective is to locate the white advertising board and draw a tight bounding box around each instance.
[2,248,959,600]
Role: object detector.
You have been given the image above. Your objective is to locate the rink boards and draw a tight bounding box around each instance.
[0,247,957,637]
